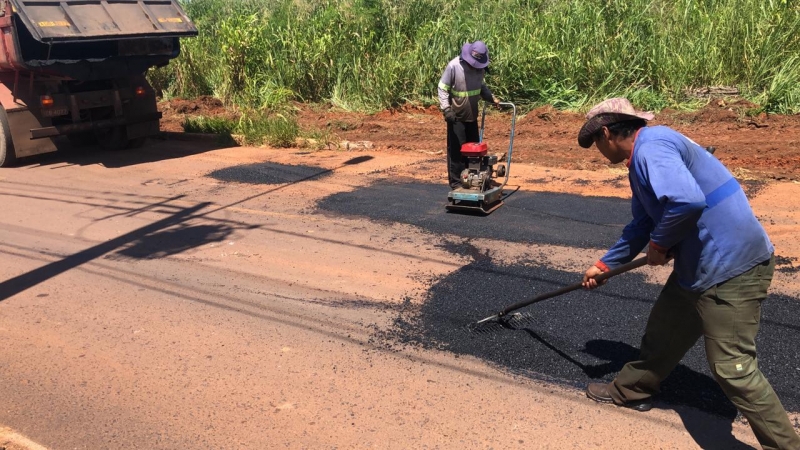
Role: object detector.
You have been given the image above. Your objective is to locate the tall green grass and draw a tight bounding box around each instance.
[152,0,800,113]
[183,112,300,147]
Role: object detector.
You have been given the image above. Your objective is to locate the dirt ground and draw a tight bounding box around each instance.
[160,97,800,181]
[0,427,47,450]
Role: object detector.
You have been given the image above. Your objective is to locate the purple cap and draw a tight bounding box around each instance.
[461,41,490,69]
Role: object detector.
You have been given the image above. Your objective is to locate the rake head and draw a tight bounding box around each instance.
[467,312,536,334]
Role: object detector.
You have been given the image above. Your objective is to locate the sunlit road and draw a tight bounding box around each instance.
[0,141,766,449]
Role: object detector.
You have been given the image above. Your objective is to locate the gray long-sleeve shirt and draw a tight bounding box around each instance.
[438,56,494,123]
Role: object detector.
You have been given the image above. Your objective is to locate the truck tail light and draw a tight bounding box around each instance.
[135,86,146,96]
[40,95,54,107]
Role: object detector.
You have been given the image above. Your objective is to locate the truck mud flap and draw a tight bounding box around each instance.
[6,107,57,158]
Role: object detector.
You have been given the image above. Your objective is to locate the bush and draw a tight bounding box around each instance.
[181,111,299,148]
[238,112,299,148]
[182,116,236,135]
[164,0,800,113]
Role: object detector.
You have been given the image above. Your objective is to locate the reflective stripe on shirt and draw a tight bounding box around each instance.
[438,82,481,97]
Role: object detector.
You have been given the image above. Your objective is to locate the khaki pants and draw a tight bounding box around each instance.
[609,255,800,449]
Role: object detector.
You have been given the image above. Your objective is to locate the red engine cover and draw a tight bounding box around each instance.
[460,142,488,157]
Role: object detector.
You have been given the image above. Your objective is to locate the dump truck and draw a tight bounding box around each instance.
[0,0,198,166]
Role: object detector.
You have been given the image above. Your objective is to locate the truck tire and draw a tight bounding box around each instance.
[96,127,148,151]
[95,125,129,151]
[125,136,147,149]
[0,106,16,167]
[67,132,97,147]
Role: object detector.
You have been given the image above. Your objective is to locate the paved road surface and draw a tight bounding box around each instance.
[2,140,795,449]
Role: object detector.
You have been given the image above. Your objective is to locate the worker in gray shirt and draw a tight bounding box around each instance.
[438,41,500,189]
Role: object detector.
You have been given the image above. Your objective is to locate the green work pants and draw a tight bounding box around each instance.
[609,255,800,450]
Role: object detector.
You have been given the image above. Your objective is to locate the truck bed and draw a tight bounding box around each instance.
[10,0,198,43]
[0,0,198,79]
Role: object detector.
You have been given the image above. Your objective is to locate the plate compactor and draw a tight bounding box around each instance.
[446,102,517,215]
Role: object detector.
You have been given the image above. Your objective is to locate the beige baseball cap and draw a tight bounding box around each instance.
[578,98,654,148]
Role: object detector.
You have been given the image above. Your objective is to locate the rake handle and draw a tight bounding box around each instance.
[496,256,648,318]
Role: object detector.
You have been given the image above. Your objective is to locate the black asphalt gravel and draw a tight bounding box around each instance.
[209,162,333,185]
[316,179,630,249]
[316,180,800,417]
[387,251,800,416]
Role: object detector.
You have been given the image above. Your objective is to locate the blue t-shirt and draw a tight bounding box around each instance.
[600,126,773,292]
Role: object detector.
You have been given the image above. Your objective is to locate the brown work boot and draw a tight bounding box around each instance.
[586,382,652,412]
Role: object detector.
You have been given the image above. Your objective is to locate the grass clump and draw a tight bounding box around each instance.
[182,110,322,148]
[238,112,299,148]
[182,116,236,135]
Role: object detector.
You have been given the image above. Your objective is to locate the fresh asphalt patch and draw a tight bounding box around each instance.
[385,251,800,417]
[315,179,630,249]
[314,180,800,416]
[208,162,333,185]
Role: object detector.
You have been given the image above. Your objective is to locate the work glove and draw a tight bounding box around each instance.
[443,107,456,123]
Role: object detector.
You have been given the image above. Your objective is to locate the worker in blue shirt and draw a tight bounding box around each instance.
[579,98,800,450]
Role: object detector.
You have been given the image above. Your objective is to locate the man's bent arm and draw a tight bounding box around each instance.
[599,193,653,269]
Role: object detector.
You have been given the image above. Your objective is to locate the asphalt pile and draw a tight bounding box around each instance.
[318,180,800,416]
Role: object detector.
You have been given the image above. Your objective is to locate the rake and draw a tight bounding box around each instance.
[471,256,648,331]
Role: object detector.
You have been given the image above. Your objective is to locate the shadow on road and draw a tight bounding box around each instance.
[113,223,234,260]
[15,135,231,169]
[579,339,753,450]
[580,339,737,415]
[0,155,376,302]
[0,201,213,302]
